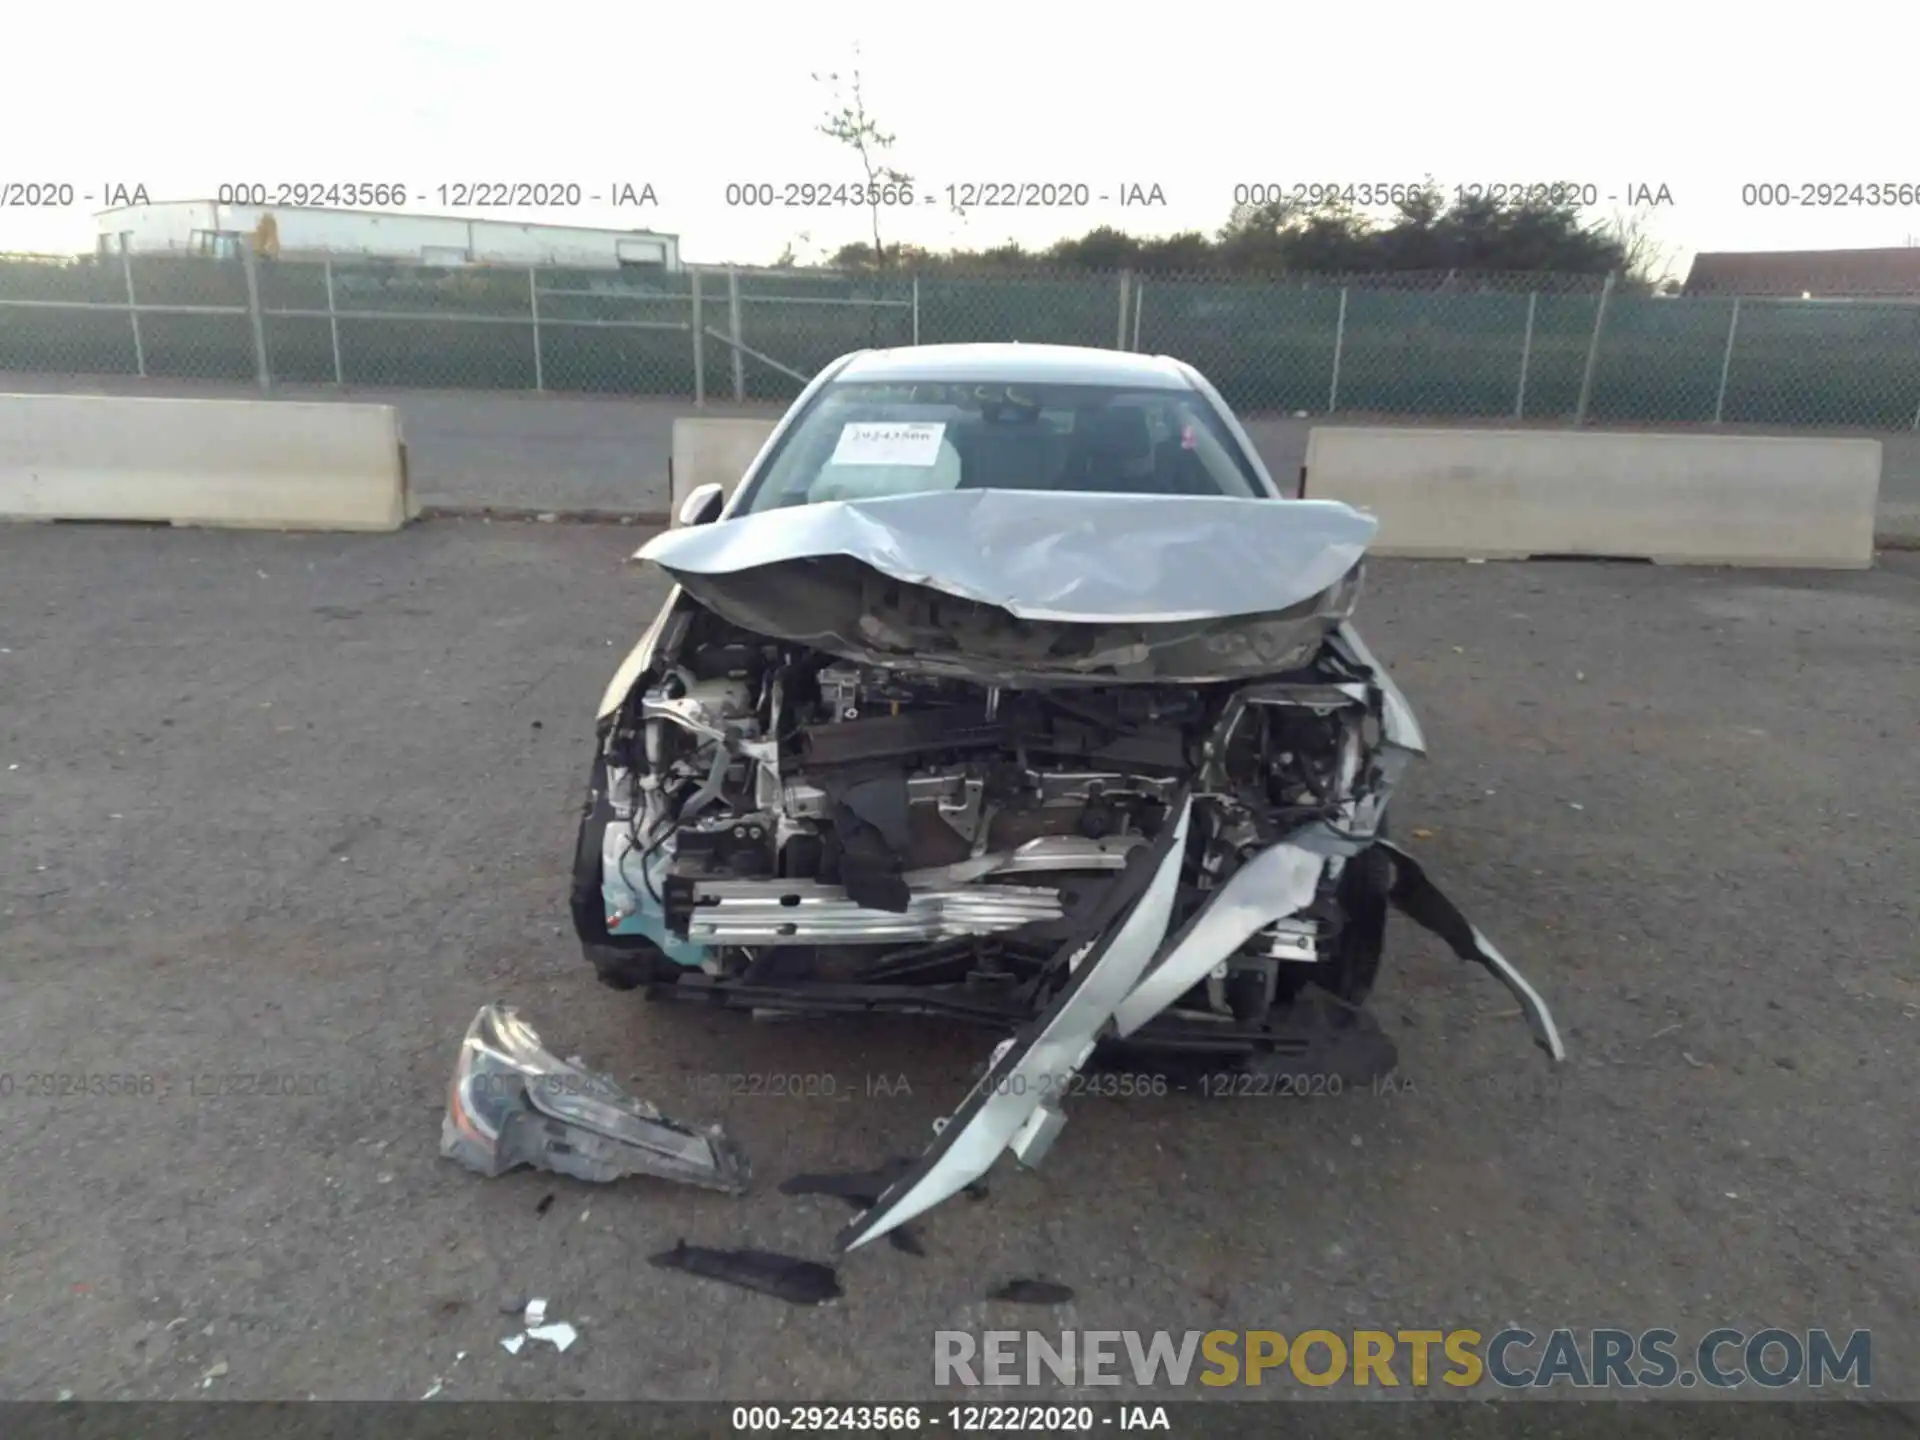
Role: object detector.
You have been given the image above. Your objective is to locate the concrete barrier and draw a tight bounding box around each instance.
[1300,426,1882,568]
[0,393,412,531]
[670,418,777,524]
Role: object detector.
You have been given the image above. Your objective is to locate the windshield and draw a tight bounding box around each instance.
[734,379,1267,513]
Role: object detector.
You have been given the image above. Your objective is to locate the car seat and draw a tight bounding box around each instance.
[1066,406,1160,492]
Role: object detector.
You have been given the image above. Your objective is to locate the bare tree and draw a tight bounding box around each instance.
[1598,206,1680,293]
[813,46,912,270]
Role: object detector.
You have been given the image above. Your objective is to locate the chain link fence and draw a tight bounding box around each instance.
[2,254,1919,429]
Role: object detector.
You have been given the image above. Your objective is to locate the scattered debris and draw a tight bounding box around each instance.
[199,1361,229,1389]
[440,1003,749,1193]
[648,1240,843,1306]
[421,1380,444,1400]
[1683,1052,1706,1069]
[779,1160,914,1209]
[988,1279,1076,1306]
[500,1303,582,1355]
[535,1193,555,1216]
[1380,841,1565,1062]
[781,1163,931,1253]
[527,1322,579,1353]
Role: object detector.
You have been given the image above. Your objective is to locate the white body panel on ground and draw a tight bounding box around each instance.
[0,393,412,532]
[1302,426,1883,569]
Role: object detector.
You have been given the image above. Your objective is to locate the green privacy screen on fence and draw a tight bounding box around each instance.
[3,255,1919,428]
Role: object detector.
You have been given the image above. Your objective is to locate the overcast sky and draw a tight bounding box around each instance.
[4,0,1916,273]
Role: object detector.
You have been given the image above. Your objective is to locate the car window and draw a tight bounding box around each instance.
[737,380,1264,513]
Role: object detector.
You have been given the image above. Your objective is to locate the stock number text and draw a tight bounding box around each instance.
[1742,182,1920,207]
[216,183,407,207]
[725,182,915,207]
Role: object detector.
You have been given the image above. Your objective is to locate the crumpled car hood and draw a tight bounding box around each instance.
[635,490,1379,684]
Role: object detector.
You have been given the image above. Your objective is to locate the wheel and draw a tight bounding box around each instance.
[1240,991,1399,1089]
[570,750,679,992]
[582,939,673,991]
[1326,828,1393,1006]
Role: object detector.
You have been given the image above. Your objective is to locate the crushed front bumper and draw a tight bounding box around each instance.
[838,824,1565,1252]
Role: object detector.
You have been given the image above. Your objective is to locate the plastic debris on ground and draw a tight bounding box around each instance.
[439,1002,749,1193]
[499,1298,581,1354]
[780,1166,930,1255]
[988,1279,1077,1305]
[648,1240,843,1306]
[527,1323,579,1352]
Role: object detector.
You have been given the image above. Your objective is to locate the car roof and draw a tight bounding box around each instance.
[834,343,1194,391]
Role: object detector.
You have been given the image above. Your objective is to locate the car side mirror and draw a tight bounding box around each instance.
[677,482,726,527]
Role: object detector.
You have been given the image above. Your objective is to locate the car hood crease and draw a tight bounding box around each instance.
[635,489,1378,625]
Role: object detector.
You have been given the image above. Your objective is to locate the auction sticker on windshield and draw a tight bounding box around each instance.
[830,421,946,467]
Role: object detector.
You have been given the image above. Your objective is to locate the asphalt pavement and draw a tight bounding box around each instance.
[2,521,1914,1400]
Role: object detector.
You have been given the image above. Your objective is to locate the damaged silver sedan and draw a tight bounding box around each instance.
[571,344,1564,1249]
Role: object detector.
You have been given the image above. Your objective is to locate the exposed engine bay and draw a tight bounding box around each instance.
[591,611,1405,1024]
[572,486,1566,1250]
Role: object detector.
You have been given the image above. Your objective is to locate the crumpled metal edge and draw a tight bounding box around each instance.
[1376,841,1567,1063]
[836,795,1194,1252]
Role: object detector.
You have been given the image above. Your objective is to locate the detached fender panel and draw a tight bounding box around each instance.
[1110,839,1329,1039]
[1377,839,1566,1062]
[836,794,1193,1253]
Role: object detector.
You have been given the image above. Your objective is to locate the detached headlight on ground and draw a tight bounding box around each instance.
[440,1002,749,1194]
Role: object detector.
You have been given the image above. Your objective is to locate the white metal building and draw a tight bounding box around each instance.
[93,201,680,271]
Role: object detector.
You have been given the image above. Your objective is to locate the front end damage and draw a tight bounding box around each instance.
[572,490,1564,1248]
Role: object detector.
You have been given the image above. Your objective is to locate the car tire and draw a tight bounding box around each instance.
[582,939,673,991]
[1327,823,1393,1006]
